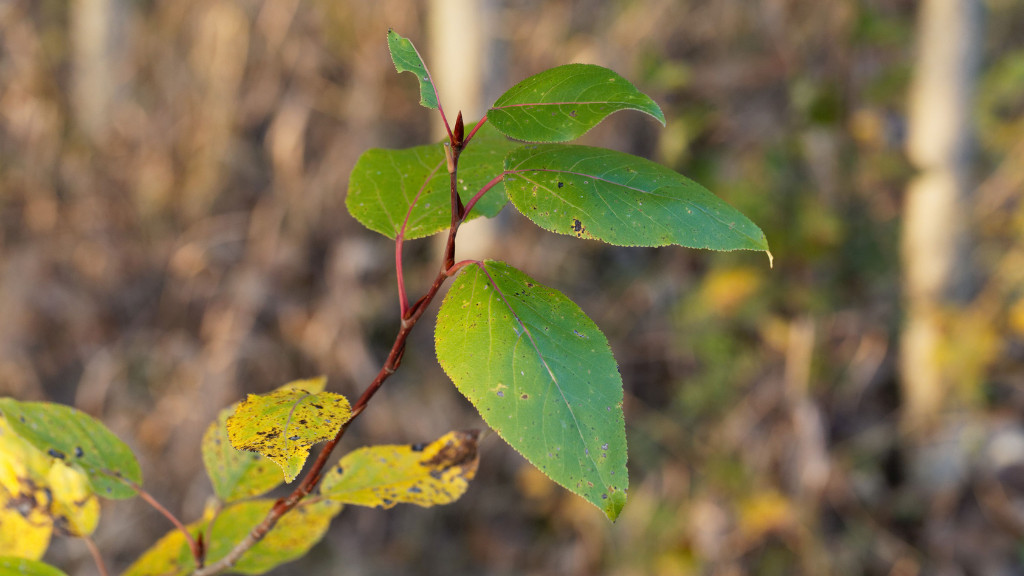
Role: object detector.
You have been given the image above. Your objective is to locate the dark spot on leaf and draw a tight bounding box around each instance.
[570,110,577,117]
[521,394,529,400]
[311,404,323,410]
[411,443,426,452]
[74,447,84,458]
[299,419,307,425]
[572,219,583,233]
[496,391,504,397]
[557,181,564,188]
[288,435,300,441]
[48,448,65,459]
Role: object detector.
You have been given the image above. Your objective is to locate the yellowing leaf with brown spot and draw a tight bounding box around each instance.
[320,430,480,509]
[226,377,352,483]
[46,460,100,536]
[202,405,283,502]
[0,417,100,560]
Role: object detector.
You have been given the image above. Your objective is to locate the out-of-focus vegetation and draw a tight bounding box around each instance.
[1,0,1023,574]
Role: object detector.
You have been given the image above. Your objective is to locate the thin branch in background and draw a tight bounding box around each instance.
[114,473,203,566]
[82,535,110,576]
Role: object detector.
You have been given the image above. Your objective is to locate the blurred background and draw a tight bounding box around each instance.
[2,0,1024,574]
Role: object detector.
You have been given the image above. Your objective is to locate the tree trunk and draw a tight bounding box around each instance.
[428,0,499,261]
[900,0,981,435]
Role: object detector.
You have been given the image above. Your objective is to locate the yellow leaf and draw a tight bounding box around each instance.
[0,417,100,560]
[738,491,794,541]
[320,430,480,509]
[699,267,762,316]
[47,460,100,536]
[202,405,283,502]
[227,377,352,483]
[0,500,51,560]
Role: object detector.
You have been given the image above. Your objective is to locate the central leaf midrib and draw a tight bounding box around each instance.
[507,163,764,247]
[492,100,647,110]
[477,264,605,482]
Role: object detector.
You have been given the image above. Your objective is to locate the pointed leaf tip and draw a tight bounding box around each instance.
[503,145,768,253]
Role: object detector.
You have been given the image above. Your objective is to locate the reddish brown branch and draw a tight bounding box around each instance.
[191,118,469,576]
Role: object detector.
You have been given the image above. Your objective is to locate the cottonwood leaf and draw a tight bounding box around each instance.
[226,377,351,483]
[123,499,341,576]
[435,261,628,520]
[503,145,770,254]
[202,405,284,502]
[0,417,100,559]
[0,558,68,576]
[488,63,665,142]
[321,430,480,509]
[346,121,518,239]
[387,30,438,110]
[0,398,140,500]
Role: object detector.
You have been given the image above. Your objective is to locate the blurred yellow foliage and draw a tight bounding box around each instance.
[1009,297,1024,336]
[738,491,795,542]
[699,267,763,316]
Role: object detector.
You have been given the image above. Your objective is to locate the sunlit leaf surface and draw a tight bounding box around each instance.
[321,430,480,509]
[489,64,665,142]
[226,377,351,483]
[503,144,770,254]
[435,261,628,520]
[387,30,438,110]
[346,122,517,239]
[203,405,284,502]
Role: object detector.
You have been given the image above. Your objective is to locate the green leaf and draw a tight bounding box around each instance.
[226,377,351,483]
[346,121,518,239]
[435,261,628,520]
[503,145,770,254]
[0,557,68,576]
[387,29,438,110]
[202,405,284,502]
[321,430,480,509]
[0,399,141,499]
[123,499,341,576]
[488,63,665,142]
